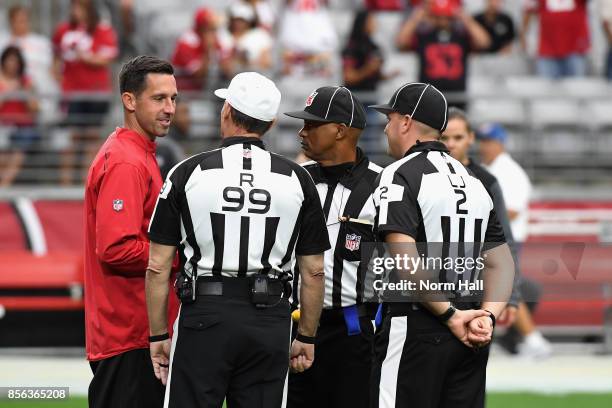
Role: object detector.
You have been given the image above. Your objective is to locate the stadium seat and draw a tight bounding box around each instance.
[468,75,499,97]
[505,76,556,98]
[469,54,531,78]
[383,52,419,85]
[530,99,583,129]
[585,100,612,131]
[558,77,611,98]
[468,98,526,128]
[328,10,355,41]
[189,100,217,124]
[371,12,405,54]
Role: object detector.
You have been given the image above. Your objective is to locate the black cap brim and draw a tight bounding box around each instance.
[284,110,334,123]
[368,103,395,114]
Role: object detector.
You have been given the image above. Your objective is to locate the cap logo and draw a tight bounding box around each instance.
[305,91,318,107]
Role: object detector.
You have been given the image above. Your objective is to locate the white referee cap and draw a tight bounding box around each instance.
[214,72,281,122]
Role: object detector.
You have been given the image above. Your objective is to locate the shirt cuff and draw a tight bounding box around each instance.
[377,225,417,241]
[148,232,179,246]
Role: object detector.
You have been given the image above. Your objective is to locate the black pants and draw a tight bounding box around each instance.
[167,296,291,408]
[88,348,165,408]
[287,315,374,408]
[371,307,489,408]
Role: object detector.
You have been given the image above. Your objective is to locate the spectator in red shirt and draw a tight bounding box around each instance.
[396,0,491,108]
[171,7,219,92]
[520,0,590,78]
[84,55,179,408]
[52,0,118,185]
[0,46,39,186]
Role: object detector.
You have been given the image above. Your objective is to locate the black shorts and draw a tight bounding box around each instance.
[88,348,165,408]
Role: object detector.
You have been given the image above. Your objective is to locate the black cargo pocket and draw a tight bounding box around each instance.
[181,315,222,331]
[416,332,453,346]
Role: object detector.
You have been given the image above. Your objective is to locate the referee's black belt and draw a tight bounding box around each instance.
[319,303,375,324]
[195,276,285,298]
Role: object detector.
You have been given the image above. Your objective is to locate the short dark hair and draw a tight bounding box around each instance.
[119,55,174,95]
[229,106,273,135]
[1,46,26,78]
[447,106,472,133]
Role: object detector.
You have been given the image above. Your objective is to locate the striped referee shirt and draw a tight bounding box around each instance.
[148,136,330,279]
[294,148,382,308]
[375,140,505,290]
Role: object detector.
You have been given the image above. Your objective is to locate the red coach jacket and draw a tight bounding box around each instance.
[84,127,179,361]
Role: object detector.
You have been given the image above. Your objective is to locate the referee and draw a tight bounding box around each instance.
[145,72,330,407]
[370,82,515,408]
[283,86,382,408]
[440,107,522,324]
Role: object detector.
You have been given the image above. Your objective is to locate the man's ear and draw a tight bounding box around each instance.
[121,92,136,112]
[221,101,231,121]
[402,114,413,133]
[336,123,348,140]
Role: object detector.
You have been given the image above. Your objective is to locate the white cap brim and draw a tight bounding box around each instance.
[214,88,229,99]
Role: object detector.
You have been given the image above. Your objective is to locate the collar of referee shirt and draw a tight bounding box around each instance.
[404,140,449,157]
[222,135,266,149]
[307,147,368,189]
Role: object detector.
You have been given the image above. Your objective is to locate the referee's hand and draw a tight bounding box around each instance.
[445,309,490,348]
[150,339,172,385]
[289,339,314,373]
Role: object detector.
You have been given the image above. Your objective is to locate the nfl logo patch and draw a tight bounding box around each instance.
[305,91,318,107]
[243,148,252,159]
[345,233,361,251]
[113,199,124,212]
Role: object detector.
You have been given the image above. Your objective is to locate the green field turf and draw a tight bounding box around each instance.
[0,393,611,407]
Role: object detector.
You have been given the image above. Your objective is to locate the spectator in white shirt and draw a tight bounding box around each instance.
[278,0,338,77]
[218,2,273,80]
[477,123,531,242]
[477,122,551,359]
[0,6,57,96]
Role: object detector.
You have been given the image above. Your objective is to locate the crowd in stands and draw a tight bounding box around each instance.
[1,0,611,185]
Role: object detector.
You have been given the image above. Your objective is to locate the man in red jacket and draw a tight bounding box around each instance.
[83,55,179,408]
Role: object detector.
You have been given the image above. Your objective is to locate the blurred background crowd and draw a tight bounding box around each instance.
[0,0,611,187]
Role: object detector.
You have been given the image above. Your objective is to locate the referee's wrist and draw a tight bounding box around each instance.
[297,327,316,338]
[149,332,169,342]
[295,333,316,344]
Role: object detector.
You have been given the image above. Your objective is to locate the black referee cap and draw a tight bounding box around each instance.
[284,86,367,129]
[370,82,449,132]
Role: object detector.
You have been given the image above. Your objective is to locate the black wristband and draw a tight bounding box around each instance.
[149,333,169,342]
[484,310,496,328]
[296,333,316,344]
[437,305,456,324]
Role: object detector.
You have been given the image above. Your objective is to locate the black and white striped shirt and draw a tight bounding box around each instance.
[148,136,330,279]
[375,140,505,287]
[294,148,382,308]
